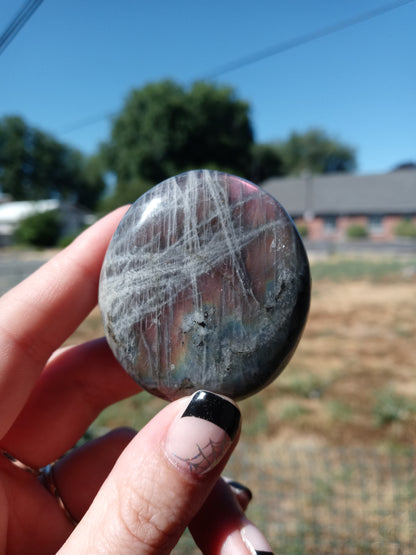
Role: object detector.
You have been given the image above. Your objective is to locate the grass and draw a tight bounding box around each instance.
[310,256,416,282]
[239,395,270,435]
[373,389,416,427]
[279,373,335,399]
[279,401,311,421]
[224,444,416,555]
[327,400,354,423]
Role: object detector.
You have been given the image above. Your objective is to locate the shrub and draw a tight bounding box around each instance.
[346,223,368,240]
[394,218,416,238]
[14,209,62,248]
[373,389,416,427]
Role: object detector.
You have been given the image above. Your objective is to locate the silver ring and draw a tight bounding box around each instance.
[1,449,78,526]
[1,448,39,476]
[38,463,78,526]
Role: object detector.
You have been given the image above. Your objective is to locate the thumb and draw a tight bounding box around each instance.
[58,391,241,554]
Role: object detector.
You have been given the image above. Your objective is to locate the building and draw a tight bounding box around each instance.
[262,169,416,242]
[0,199,93,246]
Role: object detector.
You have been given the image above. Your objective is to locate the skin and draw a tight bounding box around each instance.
[0,207,265,554]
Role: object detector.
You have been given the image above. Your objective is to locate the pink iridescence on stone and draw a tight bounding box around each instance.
[99,170,310,401]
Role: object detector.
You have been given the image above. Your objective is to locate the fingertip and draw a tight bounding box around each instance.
[223,477,253,511]
[190,478,274,554]
[165,391,241,477]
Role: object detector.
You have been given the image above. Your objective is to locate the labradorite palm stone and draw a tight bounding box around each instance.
[99,170,310,401]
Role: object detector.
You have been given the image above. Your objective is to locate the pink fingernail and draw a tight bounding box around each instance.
[166,390,240,476]
[221,519,274,554]
[241,521,274,554]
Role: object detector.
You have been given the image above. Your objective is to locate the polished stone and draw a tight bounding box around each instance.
[99,170,310,401]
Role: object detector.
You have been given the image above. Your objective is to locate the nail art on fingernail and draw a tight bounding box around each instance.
[166,390,240,476]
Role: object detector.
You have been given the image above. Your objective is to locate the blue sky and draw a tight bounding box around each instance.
[1,0,415,175]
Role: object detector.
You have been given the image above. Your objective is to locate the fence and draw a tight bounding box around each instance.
[174,443,415,554]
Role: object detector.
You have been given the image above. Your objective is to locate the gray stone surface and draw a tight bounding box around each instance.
[99,170,310,401]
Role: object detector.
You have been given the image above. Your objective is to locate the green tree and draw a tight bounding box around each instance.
[0,116,105,209]
[102,80,254,204]
[277,128,356,175]
[184,81,254,177]
[0,116,28,198]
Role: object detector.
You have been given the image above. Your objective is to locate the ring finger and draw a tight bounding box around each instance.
[51,427,136,524]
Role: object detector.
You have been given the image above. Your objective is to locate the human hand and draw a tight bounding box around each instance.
[0,208,273,554]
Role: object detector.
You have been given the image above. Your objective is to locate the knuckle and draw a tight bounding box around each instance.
[116,475,184,552]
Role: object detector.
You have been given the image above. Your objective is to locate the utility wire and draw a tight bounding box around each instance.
[62,111,116,134]
[0,0,44,55]
[61,0,414,134]
[203,0,415,79]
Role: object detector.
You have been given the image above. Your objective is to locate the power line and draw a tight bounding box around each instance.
[0,0,44,55]
[62,111,116,134]
[62,0,414,135]
[203,0,415,79]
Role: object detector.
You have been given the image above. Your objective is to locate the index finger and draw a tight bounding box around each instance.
[0,206,128,438]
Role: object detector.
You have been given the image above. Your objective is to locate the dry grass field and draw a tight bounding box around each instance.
[63,254,416,553]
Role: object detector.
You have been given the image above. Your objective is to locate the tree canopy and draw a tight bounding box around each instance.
[0,116,105,209]
[101,80,255,205]
[276,128,356,175]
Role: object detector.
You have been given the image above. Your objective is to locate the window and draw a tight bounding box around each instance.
[323,216,337,234]
[368,215,383,234]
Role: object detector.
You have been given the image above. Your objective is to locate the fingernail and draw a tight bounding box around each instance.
[221,519,274,554]
[226,479,253,502]
[166,390,240,476]
[241,521,274,554]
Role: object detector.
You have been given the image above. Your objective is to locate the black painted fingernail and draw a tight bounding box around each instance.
[181,390,240,440]
[166,391,241,475]
[227,480,253,502]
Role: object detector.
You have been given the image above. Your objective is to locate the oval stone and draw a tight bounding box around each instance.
[99,170,310,401]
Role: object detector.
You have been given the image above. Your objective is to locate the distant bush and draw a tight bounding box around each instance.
[14,210,61,248]
[394,218,416,238]
[346,223,368,240]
